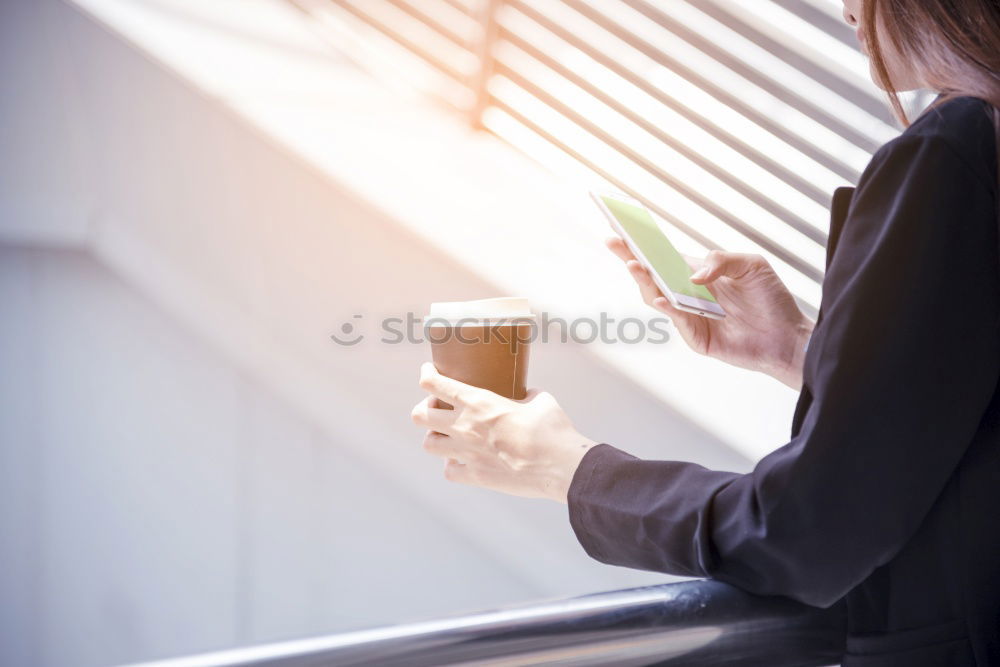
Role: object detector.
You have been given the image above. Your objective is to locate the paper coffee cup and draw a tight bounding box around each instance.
[425,297,535,408]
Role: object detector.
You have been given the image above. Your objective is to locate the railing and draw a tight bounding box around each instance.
[131,579,846,666]
[284,0,908,315]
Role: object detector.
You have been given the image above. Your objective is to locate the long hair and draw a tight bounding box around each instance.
[863,0,1000,125]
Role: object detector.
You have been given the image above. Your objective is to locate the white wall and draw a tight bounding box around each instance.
[0,0,753,664]
[0,244,744,667]
[0,246,546,665]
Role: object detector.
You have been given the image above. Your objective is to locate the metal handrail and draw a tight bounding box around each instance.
[131,580,846,666]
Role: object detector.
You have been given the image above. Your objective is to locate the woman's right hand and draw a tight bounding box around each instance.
[606,237,814,390]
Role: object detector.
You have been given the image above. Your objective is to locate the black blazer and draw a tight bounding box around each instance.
[568,96,1000,665]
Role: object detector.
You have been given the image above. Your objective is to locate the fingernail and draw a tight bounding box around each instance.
[690,268,708,280]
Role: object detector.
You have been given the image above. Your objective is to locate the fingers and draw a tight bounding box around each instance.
[689,250,763,284]
[605,236,635,263]
[410,396,458,434]
[422,430,476,462]
[444,457,475,485]
[519,387,542,403]
[520,388,557,408]
[419,362,474,406]
[608,238,671,312]
[652,296,675,313]
[652,295,698,331]
[650,295,706,353]
[626,260,665,307]
[605,235,630,259]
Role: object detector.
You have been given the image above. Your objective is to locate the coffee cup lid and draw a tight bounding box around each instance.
[424,297,535,326]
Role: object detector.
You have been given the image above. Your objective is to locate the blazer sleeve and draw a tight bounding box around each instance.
[568,133,1000,607]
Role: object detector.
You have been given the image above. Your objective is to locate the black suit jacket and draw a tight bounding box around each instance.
[568,96,1000,665]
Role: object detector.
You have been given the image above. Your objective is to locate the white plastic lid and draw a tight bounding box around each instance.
[424,297,535,326]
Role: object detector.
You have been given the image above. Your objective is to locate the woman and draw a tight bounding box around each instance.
[411,0,1000,663]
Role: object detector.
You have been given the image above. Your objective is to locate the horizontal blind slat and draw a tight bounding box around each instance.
[301,0,886,300]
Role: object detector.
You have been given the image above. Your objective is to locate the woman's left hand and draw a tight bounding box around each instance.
[411,363,597,503]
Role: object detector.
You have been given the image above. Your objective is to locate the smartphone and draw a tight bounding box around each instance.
[591,190,726,320]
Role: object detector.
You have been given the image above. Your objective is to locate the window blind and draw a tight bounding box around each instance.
[291,0,905,311]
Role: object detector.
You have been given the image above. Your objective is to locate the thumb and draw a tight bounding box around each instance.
[521,388,543,401]
[689,251,757,284]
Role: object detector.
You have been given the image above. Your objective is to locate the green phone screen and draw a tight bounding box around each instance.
[602,196,717,302]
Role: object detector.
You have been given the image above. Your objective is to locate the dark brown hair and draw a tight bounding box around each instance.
[864,0,1000,125]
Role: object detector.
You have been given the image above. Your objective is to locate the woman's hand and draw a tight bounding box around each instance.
[606,238,814,390]
[411,363,596,503]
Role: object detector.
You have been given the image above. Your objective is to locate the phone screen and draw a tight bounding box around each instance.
[601,196,718,303]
